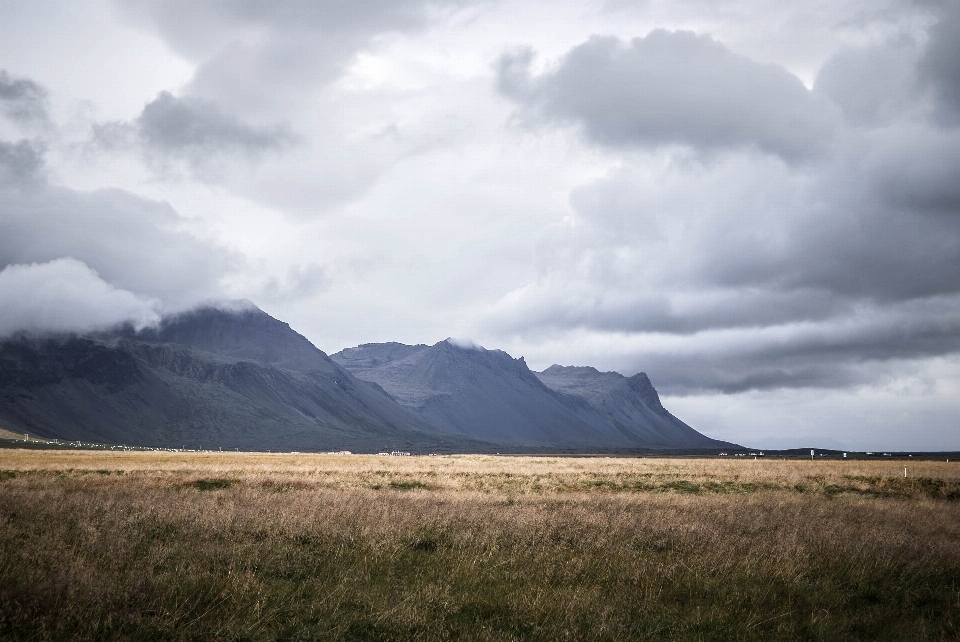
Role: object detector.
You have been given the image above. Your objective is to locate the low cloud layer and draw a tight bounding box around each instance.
[498,31,839,161]
[0,131,241,312]
[0,182,239,309]
[0,258,160,338]
[483,128,960,394]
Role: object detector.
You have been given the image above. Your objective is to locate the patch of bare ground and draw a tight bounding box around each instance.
[1,451,958,640]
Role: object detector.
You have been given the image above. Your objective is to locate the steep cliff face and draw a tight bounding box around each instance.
[536,365,722,449]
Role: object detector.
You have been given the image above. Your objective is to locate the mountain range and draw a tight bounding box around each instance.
[0,305,736,452]
[332,342,723,450]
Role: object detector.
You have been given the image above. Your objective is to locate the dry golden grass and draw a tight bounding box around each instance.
[2,451,959,641]
[2,450,957,498]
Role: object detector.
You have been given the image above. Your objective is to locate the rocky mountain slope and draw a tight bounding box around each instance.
[536,365,720,449]
[0,307,479,452]
[332,341,731,450]
[0,305,733,452]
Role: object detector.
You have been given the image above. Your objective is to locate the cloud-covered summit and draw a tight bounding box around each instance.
[0,258,160,339]
[0,180,239,310]
[0,107,241,320]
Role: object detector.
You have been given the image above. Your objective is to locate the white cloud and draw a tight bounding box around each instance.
[0,258,160,337]
[0,179,242,311]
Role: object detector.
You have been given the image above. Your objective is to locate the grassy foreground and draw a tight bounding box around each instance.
[1,451,958,641]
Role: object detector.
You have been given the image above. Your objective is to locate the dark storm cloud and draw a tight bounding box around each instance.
[498,287,960,395]
[497,31,839,161]
[89,91,297,181]
[531,128,960,374]
[698,134,960,303]
[0,70,49,125]
[814,5,960,128]
[136,91,295,155]
[636,295,960,394]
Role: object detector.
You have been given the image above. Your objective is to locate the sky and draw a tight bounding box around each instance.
[1,0,959,451]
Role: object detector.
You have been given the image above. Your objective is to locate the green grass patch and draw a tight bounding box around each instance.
[188,478,234,491]
[659,479,703,494]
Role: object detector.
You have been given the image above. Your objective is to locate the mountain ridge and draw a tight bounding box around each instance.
[333,340,730,450]
[0,304,736,452]
[0,308,482,452]
[535,364,715,449]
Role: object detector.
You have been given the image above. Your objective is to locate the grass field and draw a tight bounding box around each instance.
[1,451,958,641]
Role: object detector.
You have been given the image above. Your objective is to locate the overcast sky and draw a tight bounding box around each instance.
[1,0,958,450]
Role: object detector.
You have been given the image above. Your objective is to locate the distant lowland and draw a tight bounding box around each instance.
[0,305,736,453]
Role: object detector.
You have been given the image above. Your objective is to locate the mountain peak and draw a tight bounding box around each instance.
[627,372,668,417]
[136,304,338,375]
[440,337,485,351]
[534,367,723,447]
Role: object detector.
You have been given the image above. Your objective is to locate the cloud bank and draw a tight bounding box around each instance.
[487,11,960,400]
[0,114,241,320]
[0,258,160,338]
[498,31,839,161]
[0,182,240,309]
